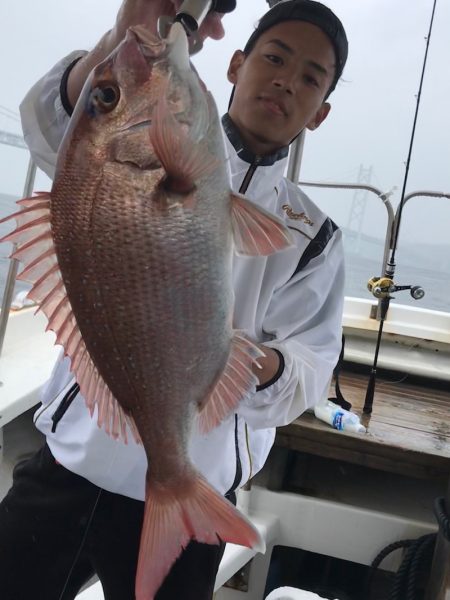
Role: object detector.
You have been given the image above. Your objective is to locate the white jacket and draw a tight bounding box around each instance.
[20,51,345,501]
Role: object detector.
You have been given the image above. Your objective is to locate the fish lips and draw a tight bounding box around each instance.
[113,27,166,89]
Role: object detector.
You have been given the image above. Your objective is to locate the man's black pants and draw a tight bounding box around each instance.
[0,444,227,600]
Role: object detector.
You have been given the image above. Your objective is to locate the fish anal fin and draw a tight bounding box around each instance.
[136,473,264,600]
[198,334,264,435]
[231,193,293,256]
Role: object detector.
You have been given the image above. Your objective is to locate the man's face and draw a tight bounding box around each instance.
[228,21,336,156]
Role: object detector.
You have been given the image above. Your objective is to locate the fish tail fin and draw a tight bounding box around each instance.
[135,474,264,600]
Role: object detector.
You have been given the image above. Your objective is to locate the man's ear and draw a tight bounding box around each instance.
[227,50,246,84]
[306,102,331,131]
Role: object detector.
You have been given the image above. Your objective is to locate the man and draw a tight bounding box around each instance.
[0,1,348,599]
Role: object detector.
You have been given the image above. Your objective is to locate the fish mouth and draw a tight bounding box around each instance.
[127,26,167,58]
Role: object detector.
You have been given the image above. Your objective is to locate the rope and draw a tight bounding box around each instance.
[388,538,422,600]
[366,534,436,600]
[406,534,436,600]
[434,496,450,541]
[365,539,414,599]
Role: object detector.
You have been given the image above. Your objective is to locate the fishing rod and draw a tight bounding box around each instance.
[363,0,438,414]
[159,0,236,54]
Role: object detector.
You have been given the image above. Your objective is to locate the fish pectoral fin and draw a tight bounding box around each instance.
[230,193,294,256]
[0,193,140,445]
[136,473,264,600]
[149,86,218,197]
[197,334,264,434]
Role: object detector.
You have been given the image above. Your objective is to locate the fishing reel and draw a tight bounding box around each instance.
[367,276,425,300]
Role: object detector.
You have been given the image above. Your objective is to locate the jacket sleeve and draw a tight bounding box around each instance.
[19,51,87,178]
[237,228,345,429]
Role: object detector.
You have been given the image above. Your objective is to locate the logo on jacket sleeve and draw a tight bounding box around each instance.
[282,204,314,226]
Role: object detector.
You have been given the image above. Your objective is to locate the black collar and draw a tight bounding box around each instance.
[221,113,289,166]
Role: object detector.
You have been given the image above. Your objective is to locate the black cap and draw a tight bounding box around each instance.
[244,0,348,95]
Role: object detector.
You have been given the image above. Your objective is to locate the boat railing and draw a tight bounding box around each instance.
[299,179,396,277]
[392,190,450,247]
[0,157,37,358]
[299,179,450,319]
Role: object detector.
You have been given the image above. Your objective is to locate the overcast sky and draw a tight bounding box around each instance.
[1,0,449,250]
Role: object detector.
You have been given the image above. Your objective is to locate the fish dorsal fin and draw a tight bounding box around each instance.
[230,193,293,256]
[197,333,264,434]
[0,194,140,444]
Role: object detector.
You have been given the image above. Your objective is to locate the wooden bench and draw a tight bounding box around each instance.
[276,369,450,480]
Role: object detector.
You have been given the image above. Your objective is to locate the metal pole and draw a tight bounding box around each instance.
[298,180,395,278]
[286,130,306,184]
[0,158,37,358]
[392,190,450,249]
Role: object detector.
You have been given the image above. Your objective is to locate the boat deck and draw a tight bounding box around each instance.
[273,366,450,600]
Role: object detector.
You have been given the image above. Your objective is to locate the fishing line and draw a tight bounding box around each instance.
[390,1,438,264]
[57,485,105,600]
[363,0,438,414]
[56,430,124,600]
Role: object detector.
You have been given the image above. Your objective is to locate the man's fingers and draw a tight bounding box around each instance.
[116,0,226,45]
[200,11,225,40]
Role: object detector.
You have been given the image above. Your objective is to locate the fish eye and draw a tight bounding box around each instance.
[92,83,120,112]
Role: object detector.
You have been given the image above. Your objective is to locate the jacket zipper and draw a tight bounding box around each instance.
[51,382,80,432]
[226,158,261,495]
[239,156,262,194]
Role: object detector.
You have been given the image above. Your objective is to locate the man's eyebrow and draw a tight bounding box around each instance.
[266,38,295,55]
[265,39,330,78]
[306,60,330,78]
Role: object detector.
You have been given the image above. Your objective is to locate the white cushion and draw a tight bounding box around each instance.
[266,587,339,600]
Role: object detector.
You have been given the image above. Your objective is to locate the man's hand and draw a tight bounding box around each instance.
[253,345,281,387]
[67,0,228,110]
[170,1,227,41]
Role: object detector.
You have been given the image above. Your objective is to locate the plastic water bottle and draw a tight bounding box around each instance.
[314,400,366,433]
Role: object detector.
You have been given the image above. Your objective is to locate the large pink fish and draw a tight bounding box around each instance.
[1,23,292,599]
